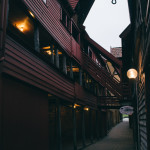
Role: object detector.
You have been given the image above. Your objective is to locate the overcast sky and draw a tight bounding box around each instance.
[83,0,130,52]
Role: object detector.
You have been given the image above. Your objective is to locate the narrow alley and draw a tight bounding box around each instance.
[1,0,150,150]
[84,119,135,150]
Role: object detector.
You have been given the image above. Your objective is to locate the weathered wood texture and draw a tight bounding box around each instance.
[4,36,75,102]
[137,75,147,150]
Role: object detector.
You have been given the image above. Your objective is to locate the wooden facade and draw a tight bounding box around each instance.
[0,0,123,150]
[121,0,150,150]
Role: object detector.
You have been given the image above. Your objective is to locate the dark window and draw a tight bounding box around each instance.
[7,0,34,50]
[61,9,71,32]
[72,23,79,42]
[88,49,92,58]
[62,9,67,26]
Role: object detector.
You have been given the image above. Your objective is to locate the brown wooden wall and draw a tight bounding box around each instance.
[0,75,2,150]
[82,52,122,98]
[2,75,49,150]
[75,83,97,108]
[23,0,72,55]
[3,36,98,108]
[137,73,148,150]
[4,36,75,102]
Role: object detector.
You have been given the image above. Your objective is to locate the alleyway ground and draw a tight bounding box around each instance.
[84,119,135,150]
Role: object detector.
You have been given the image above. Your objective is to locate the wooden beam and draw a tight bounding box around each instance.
[51,44,54,64]
[89,109,93,143]
[63,54,67,75]
[79,68,82,86]
[70,61,73,79]
[96,110,99,140]
[82,107,86,147]
[0,75,3,150]
[55,48,59,68]
[56,100,62,150]
[34,21,40,53]
[72,106,77,150]
[0,0,8,57]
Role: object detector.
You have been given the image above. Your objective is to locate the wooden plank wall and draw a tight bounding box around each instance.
[71,37,82,63]
[75,82,97,108]
[82,52,122,99]
[23,0,72,55]
[4,36,75,102]
[4,36,98,107]
[137,75,147,150]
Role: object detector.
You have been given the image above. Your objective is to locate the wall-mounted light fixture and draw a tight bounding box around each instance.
[29,10,35,18]
[73,103,80,109]
[127,68,138,79]
[84,107,89,111]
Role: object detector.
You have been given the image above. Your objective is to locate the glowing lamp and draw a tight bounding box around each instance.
[127,68,138,79]
[73,104,80,109]
[45,50,52,55]
[29,11,35,18]
[84,107,89,111]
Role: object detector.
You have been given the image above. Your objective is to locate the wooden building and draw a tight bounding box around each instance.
[0,0,123,150]
[120,0,150,150]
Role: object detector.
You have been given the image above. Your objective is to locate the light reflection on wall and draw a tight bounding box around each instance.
[13,17,33,33]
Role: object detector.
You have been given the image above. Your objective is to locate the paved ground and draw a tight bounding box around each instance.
[84,119,135,150]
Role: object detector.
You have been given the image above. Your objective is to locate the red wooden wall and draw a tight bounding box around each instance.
[4,36,75,102]
[2,75,49,150]
[23,0,72,55]
[75,83,97,108]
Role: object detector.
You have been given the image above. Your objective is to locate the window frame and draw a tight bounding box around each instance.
[88,46,93,59]
[61,8,71,33]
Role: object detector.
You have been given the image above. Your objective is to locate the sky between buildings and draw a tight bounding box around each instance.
[83,0,130,52]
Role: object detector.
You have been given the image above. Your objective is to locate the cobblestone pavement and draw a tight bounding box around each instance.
[84,120,135,150]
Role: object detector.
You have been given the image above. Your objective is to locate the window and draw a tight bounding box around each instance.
[7,0,35,50]
[88,47,92,58]
[72,23,79,43]
[61,9,71,32]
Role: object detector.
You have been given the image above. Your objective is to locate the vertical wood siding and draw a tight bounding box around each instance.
[137,75,147,150]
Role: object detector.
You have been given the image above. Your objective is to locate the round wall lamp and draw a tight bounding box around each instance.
[127,68,138,79]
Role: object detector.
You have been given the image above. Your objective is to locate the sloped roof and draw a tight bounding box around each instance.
[85,35,122,68]
[76,0,95,24]
[67,0,79,10]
